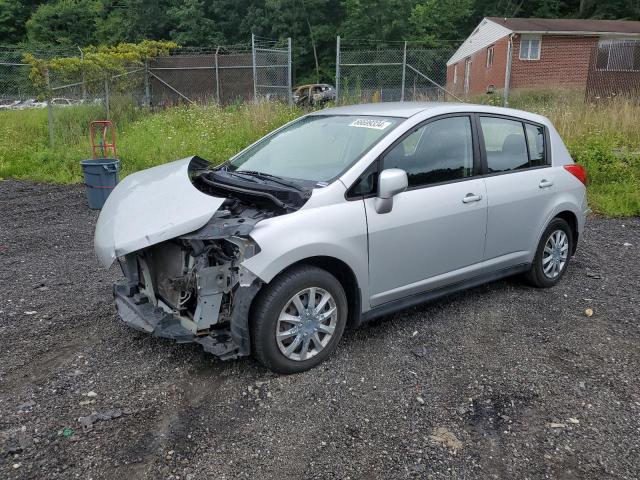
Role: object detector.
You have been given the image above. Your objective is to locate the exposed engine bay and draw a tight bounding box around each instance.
[112,157,315,359]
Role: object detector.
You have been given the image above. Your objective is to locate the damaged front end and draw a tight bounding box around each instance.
[102,156,313,359]
[114,199,271,359]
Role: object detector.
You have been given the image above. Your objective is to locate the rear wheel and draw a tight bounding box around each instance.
[525,218,573,288]
[251,266,348,374]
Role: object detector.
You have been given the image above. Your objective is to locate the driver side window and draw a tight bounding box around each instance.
[382,116,474,188]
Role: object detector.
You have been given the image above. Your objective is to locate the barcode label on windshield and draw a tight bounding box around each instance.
[349,119,392,130]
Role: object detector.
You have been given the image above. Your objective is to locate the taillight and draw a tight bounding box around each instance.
[564,164,587,185]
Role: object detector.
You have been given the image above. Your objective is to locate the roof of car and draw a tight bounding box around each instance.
[309,102,451,118]
[311,102,539,119]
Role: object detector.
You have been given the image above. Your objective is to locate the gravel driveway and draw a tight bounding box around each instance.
[1,180,639,480]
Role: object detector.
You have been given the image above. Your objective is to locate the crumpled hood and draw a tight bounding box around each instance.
[94,157,224,267]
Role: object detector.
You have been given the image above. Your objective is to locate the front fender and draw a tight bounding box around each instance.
[241,199,370,309]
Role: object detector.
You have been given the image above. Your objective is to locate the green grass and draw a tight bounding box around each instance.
[474,89,640,216]
[1,94,639,216]
[0,101,301,182]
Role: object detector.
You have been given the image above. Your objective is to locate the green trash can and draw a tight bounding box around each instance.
[81,158,120,210]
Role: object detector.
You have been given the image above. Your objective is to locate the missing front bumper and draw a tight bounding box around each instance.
[113,283,253,360]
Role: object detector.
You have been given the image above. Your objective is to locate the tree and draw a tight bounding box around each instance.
[410,0,474,45]
[25,0,104,47]
[23,39,177,97]
[242,0,343,83]
[340,0,417,41]
[0,0,32,44]
[168,0,222,46]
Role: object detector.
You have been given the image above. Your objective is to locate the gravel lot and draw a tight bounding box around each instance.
[1,180,639,480]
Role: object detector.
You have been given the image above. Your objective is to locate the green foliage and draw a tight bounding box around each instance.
[0,103,301,183]
[168,0,221,46]
[410,0,473,46]
[22,40,178,98]
[25,0,104,47]
[568,137,640,217]
[6,0,640,83]
[0,0,33,43]
[1,97,639,216]
[243,0,342,84]
[341,0,416,40]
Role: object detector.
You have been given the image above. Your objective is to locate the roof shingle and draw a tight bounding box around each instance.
[487,17,640,34]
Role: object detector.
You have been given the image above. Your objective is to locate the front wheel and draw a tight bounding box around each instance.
[251,266,348,374]
[525,218,573,288]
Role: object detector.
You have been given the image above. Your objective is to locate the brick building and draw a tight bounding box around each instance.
[446,17,640,98]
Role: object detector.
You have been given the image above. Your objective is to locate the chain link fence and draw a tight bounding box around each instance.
[147,36,292,107]
[0,36,292,145]
[335,38,460,104]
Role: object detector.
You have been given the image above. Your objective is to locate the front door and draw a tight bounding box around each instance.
[364,115,487,307]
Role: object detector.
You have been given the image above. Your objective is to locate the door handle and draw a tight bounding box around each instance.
[462,193,483,203]
[539,179,554,188]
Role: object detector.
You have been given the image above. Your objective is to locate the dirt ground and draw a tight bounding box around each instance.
[1,180,639,480]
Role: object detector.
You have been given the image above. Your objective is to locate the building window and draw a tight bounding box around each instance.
[596,39,640,71]
[453,64,458,84]
[519,36,541,60]
[486,46,494,68]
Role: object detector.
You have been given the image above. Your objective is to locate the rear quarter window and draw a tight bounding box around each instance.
[525,123,546,167]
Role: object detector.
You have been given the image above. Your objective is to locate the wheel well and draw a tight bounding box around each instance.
[285,256,361,329]
[554,210,578,254]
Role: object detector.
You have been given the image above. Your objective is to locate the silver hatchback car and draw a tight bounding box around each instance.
[95,102,588,373]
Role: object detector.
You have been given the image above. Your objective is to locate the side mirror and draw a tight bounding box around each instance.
[374,168,408,214]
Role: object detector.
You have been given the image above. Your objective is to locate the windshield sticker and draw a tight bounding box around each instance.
[349,119,392,130]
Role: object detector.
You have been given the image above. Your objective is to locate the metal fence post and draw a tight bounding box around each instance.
[45,69,54,147]
[287,37,293,107]
[214,46,220,104]
[401,41,407,101]
[251,33,258,102]
[78,46,86,102]
[335,36,341,105]
[144,59,151,108]
[104,77,110,119]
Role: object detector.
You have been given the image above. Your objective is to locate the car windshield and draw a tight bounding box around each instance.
[226,115,402,182]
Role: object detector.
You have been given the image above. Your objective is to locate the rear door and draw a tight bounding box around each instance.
[478,115,556,267]
[362,114,488,306]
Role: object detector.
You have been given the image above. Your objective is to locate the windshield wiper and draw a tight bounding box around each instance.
[233,170,305,191]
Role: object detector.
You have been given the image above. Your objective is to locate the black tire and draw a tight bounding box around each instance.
[251,265,348,374]
[525,217,573,288]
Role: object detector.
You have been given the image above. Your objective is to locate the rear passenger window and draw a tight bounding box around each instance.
[525,123,546,167]
[480,117,529,173]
